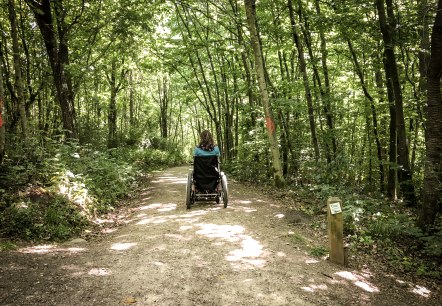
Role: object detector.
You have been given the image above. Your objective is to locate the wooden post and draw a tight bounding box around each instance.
[327,197,345,265]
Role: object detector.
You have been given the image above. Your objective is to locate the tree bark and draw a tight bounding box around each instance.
[158,75,169,139]
[25,0,77,139]
[8,0,27,139]
[230,0,256,134]
[244,0,285,186]
[303,1,337,161]
[376,0,416,205]
[417,0,442,230]
[0,43,5,164]
[288,0,320,161]
[107,61,126,148]
[347,39,385,193]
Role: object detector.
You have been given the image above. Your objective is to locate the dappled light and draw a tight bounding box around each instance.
[226,236,266,269]
[88,268,112,276]
[151,175,187,184]
[110,242,137,251]
[56,169,94,214]
[335,271,379,293]
[390,276,433,298]
[136,203,178,214]
[196,223,245,242]
[301,283,328,292]
[411,285,431,298]
[101,228,118,234]
[19,245,86,254]
[196,223,267,269]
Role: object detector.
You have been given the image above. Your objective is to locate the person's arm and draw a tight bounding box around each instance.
[215,146,221,157]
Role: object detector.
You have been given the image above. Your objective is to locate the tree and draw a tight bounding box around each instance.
[287,0,320,162]
[8,0,27,139]
[376,0,416,205]
[25,0,79,139]
[106,60,127,149]
[244,0,284,186]
[0,42,5,164]
[417,0,442,231]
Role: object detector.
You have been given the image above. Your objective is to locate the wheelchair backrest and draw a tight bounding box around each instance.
[193,155,219,191]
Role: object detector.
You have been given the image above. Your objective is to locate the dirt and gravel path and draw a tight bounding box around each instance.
[0,166,440,305]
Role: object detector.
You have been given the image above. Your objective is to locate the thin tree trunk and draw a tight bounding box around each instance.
[25,0,77,139]
[302,2,336,161]
[244,0,284,186]
[287,0,320,161]
[129,71,135,127]
[8,0,27,139]
[158,76,169,139]
[417,0,442,231]
[106,61,126,148]
[315,0,336,156]
[347,39,385,192]
[376,0,416,205]
[0,43,5,164]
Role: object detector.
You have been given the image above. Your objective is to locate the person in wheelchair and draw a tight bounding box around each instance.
[193,130,221,157]
[186,130,228,208]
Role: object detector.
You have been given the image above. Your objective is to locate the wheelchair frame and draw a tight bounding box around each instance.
[185,156,228,209]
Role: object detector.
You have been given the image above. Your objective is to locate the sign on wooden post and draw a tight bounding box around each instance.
[327,197,345,265]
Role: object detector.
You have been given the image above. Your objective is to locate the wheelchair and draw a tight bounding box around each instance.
[185,155,228,209]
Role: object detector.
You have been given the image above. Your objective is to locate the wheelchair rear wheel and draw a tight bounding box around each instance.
[186,172,193,209]
[221,173,228,208]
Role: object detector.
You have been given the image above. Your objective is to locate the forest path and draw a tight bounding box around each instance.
[0,166,439,305]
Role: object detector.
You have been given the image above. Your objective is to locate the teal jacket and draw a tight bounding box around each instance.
[193,145,221,157]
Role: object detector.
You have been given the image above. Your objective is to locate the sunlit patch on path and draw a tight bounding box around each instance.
[196,223,267,269]
[18,245,86,254]
[334,270,379,293]
[110,242,137,251]
[88,268,112,276]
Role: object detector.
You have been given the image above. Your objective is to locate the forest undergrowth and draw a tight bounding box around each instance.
[0,137,185,245]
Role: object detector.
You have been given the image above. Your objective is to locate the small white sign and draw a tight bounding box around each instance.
[329,202,342,214]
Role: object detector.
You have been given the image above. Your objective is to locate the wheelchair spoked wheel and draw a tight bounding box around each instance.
[186,172,193,209]
[221,173,228,208]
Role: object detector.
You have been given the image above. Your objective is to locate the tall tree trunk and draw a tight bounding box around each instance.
[158,76,169,139]
[347,39,385,193]
[302,1,336,162]
[315,0,337,157]
[376,0,416,205]
[288,0,320,161]
[0,43,5,164]
[108,85,118,149]
[229,0,256,133]
[244,0,284,186]
[8,0,27,139]
[25,0,77,139]
[107,61,126,148]
[129,71,135,127]
[412,0,432,173]
[417,0,442,231]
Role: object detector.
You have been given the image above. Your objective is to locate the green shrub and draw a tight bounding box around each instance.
[0,195,87,241]
[0,136,186,242]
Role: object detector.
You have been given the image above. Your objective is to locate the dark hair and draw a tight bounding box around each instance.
[198,130,215,151]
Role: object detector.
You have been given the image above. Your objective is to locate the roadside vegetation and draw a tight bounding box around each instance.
[227,160,441,281]
[0,136,185,244]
